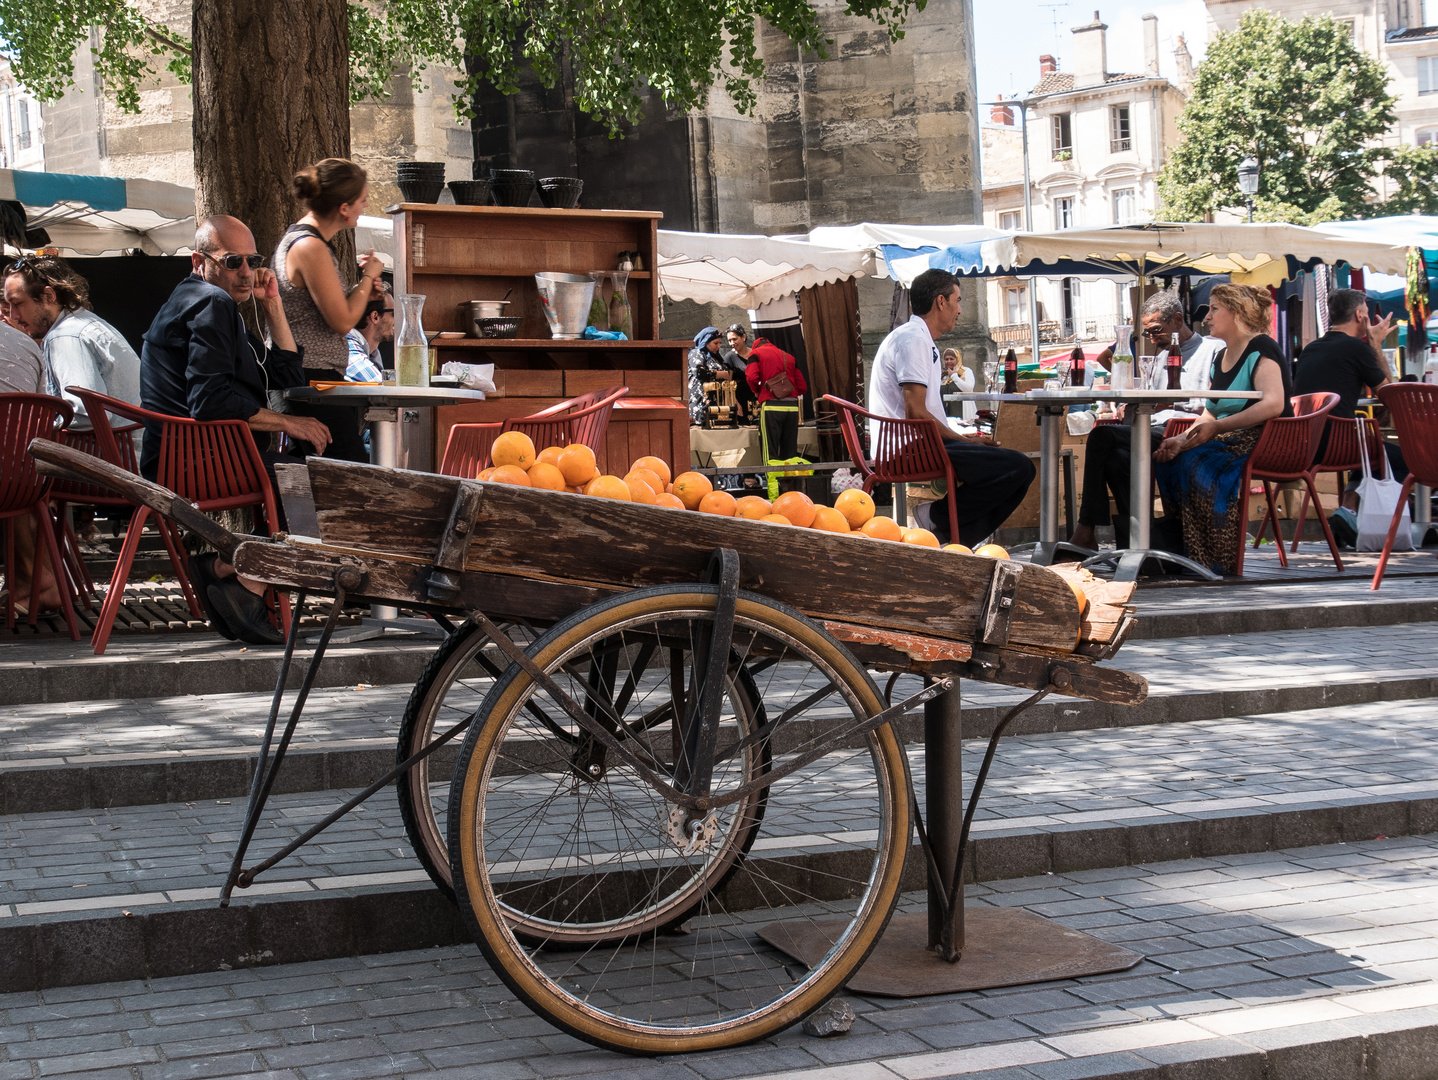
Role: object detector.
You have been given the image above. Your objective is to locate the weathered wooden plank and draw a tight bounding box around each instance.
[306,458,1084,654]
[823,622,973,665]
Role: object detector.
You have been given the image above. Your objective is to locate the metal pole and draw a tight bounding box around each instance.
[925,679,963,953]
[1019,100,1041,368]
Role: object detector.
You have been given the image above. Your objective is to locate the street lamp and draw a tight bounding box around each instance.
[1237,157,1260,223]
[981,96,1041,366]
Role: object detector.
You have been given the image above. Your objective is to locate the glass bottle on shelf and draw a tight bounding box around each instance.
[587,272,609,330]
[395,294,430,388]
[608,269,632,338]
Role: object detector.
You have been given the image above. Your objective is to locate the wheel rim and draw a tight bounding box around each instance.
[450,590,908,1052]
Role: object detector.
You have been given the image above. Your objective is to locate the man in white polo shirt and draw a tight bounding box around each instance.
[868,268,1034,547]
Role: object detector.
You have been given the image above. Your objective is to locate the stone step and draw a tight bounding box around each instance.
[4,698,1436,990]
[4,619,1435,813]
[3,834,1438,1080]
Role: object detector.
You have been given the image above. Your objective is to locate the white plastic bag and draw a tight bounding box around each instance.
[439,362,496,393]
[1355,417,1412,551]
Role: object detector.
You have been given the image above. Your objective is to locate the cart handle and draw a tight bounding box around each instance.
[28,437,240,559]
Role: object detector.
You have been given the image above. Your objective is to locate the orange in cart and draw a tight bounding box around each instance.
[902,527,939,547]
[771,491,816,528]
[626,467,665,495]
[587,475,631,500]
[528,462,566,491]
[537,445,565,468]
[559,445,599,486]
[490,464,531,486]
[974,543,1010,559]
[672,472,714,510]
[760,513,792,525]
[653,492,686,510]
[491,431,536,471]
[834,489,875,528]
[810,506,851,533]
[699,490,738,516]
[735,496,772,520]
[941,543,974,554]
[860,516,903,541]
[625,475,657,504]
[632,456,672,486]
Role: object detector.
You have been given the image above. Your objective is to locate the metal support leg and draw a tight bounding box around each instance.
[925,680,963,959]
[1031,407,1093,566]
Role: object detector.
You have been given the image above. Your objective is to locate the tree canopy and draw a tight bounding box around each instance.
[1157,9,1438,223]
[2,0,924,131]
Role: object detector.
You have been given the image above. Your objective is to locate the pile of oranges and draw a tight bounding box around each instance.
[474,432,1010,558]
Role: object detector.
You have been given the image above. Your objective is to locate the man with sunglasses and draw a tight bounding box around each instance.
[140,215,330,644]
[1068,289,1220,552]
[3,254,140,429]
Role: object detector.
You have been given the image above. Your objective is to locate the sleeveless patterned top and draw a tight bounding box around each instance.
[272,223,352,373]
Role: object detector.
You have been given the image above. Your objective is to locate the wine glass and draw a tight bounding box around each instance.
[1054,359,1072,386]
[1139,355,1162,389]
[983,358,1000,392]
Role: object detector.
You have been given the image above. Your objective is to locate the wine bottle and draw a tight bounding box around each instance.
[1070,346,1084,386]
[1166,333,1182,390]
[1003,349,1018,394]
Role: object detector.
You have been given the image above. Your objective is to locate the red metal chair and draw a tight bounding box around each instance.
[68,387,291,654]
[1289,415,1388,553]
[440,386,629,478]
[823,394,961,542]
[2,394,80,640]
[1371,383,1438,590]
[1238,392,1342,575]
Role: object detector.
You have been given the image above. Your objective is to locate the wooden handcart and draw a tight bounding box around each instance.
[30,439,1147,1057]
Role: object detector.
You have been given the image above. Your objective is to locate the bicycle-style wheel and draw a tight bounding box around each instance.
[397,621,536,898]
[448,586,910,1055]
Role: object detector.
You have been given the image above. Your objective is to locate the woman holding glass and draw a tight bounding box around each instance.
[1153,284,1291,574]
[274,157,385,462]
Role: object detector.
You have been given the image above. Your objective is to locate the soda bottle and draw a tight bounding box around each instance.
[1070,347,1084,386]
[1003,349,1018,394]
[1166,332,1183,390]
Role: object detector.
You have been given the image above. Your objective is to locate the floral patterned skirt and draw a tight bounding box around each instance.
[1155,427,1261,575]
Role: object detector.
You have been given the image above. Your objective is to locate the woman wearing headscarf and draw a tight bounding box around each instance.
[686,326,729,425]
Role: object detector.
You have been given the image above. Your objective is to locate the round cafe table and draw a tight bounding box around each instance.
[285,384,486,630]
[951,388,1263,580]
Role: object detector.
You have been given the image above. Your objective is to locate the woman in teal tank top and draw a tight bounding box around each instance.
[1153,284,1292,574]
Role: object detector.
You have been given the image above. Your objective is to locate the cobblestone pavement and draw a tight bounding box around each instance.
[4,619,1437,765]
[4,834,1438,1079]
[5,697,1437,916]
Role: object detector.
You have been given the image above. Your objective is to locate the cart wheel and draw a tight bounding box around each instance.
[396,620,537,898]
[448,585,910,1055]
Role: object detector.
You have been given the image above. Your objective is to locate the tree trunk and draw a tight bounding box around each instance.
[192,0,352,271]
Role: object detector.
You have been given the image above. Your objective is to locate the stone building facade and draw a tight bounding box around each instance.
[0,59,46,172]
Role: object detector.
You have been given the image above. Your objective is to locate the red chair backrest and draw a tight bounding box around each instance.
[1249,392,1339,479]
[67,387,274,513]
[821,394,949,484]
[1376,382,1438,486]
[439,423,500,478]
[1162,417,1195,439]
[1312,415,1387,475]
[823,394,874,483]
[502,386,628,457]
[2,394,73,514]
[52,422,143,503]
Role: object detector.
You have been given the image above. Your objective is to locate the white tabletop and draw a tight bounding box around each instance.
[285,385,487,407]
[948,389,1265,403]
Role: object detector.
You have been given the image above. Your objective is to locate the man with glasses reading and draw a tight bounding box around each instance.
[1068,289,1219,552]
[3,254,140,429]
[140,215,330,644]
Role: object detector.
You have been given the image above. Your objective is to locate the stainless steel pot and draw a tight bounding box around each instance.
[460,300,511,337]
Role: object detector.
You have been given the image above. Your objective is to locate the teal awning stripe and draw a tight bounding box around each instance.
[12,171,127,212]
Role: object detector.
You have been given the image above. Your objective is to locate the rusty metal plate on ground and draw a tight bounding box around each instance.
[757,908,1142,997]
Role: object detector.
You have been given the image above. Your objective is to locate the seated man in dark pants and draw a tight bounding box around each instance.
[869,269,1034,547]
[1294,287,1404,491]
[140,215,332,644]
[1068,289,1221,550]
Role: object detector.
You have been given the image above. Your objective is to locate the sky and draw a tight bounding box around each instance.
[973,0,1211,107]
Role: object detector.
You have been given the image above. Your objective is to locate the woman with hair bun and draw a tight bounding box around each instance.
[1154,283,1292,574]
[273,157,384,461]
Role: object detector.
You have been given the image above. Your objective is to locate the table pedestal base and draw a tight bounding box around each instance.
[758,908,1141,998]
[307,615,448,646]
[1081,547,1220,583]
[1027,540,1097,567]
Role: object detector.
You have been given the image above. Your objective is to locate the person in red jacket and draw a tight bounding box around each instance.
[746,337,808,472]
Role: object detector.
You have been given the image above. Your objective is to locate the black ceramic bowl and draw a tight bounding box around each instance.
[490,178,536,207]
[447,179,493,206]
[397,179,445,203]
[398,160,445,174]
[537,177,583,209]
[476,317,523,339]
[489,168,535,182]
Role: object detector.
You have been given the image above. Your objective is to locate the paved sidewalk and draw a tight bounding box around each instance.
[4,619,1437,765]
[4,834,1438,1079]
[5,697,1437,916]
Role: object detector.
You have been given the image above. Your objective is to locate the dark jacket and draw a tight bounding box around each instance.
[139,274,305,478]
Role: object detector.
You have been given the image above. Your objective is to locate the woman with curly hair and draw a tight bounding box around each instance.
[1154,283,1292,574]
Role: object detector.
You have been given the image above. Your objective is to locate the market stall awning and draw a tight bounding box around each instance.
[880,221,1413,284]
[1,168,196,256]
[656,230,877,309]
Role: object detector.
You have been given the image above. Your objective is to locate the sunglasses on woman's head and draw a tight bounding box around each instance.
[203,251,265,270]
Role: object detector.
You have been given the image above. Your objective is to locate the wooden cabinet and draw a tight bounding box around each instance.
[387,203,691,470]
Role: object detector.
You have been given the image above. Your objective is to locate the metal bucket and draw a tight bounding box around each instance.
[460,300,510,337]
[535,272,597,340]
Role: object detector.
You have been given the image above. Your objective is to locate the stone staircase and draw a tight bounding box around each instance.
[3,563,1438,1078]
